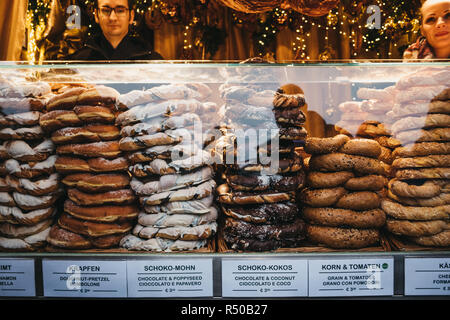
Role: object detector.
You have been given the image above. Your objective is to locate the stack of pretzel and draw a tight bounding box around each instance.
[116,84,219,252]
[303,135,387,249]
[39,85,139,249]
[0,76,60,251]
[336,85,397,168]
[382,68,450,247]
[215,83,307,252]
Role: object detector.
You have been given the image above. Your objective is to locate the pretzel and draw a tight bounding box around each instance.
[55,156,128,173]
[392,100,450,118]
[0,205,56,225]
[139,180,216,206]
[303,207,386,229]
[305,135,350,155]
[2,111,42,126]
[217,183,295,205]
[12,189,62,211]
[6,173,59,196]
[64,200,139,223]
[391,113,450,134]
[56,141,121,159]
[306,171,355,188]
[387,189,450,207]
[409,230,450,247]
[120,234,207,252]
[395,167,450,180]
[133,221,217,241]
[0,227,50,252]
[395,85,448,104]
[386,219,449,237]
[226,171,305,192]
[130,166,213,196]
[392,142,450,158]
[0,98,47,115]
[126,144,199,164]
[143,195,214,215]
[0,218,53,239]
[5,156,56,179]
[5,139,54,162]
[67,188,136,206]
[62,173,130,192]
[381,198,449,220]
[307,225,380,249]
[221,202,298,224]
[118,130,185,152]
[137,207,218,228]
[309,153,386,175]
[58,212,133,238]
[129,151,213,177]
[0,125,44,141]
[115,99,203,126]
[395,127,450,145]
[51,125,120,144]
[357,86,396,101]
[388,178,446,198]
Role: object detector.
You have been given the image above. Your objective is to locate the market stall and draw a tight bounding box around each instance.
[0,0,448,301]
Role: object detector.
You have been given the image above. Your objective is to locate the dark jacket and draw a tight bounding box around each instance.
[68,32,163,61]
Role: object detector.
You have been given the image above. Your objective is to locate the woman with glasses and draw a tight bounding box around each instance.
[404,0,450,59]
[69,0,163,60]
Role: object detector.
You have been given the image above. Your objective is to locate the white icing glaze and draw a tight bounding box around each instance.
[120,234,206,252]
[138,206,218,227]
[395,85,448,104]
[24,226,51,245]
[396,69,450,90]
[0,218,52,238]
[0,237,32,250]
[144,195,214,215]
[130,166,213,195]
[12,190,60,210]
[5,111,42,125]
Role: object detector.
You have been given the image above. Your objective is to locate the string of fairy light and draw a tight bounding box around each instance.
[27,0,422,61]
[26,0,51,64]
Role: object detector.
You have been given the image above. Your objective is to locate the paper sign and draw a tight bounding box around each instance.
[127,259,213,297]
[222,259,308,297]
[42,259,127,298]
[0,259,35,297]
[405,257,450,296]
[308,258,394,297]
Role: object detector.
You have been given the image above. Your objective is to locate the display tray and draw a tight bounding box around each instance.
[386,234,450,252]
[216,228,392,253]
[43,238,216,254]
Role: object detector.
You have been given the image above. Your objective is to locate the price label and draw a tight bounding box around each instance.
[222,259,308,297]
[0,259,35,297]
[127,259,213,298]
[308,258,394,297]
[405,257,450,296]
[42,260,127,298]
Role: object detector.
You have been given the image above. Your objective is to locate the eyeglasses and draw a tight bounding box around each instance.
[98,6,130,17]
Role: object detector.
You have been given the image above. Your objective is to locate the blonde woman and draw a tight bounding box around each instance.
[403,0,450,59]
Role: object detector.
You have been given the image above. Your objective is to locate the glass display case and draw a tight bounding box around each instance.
[0,61,448,299]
